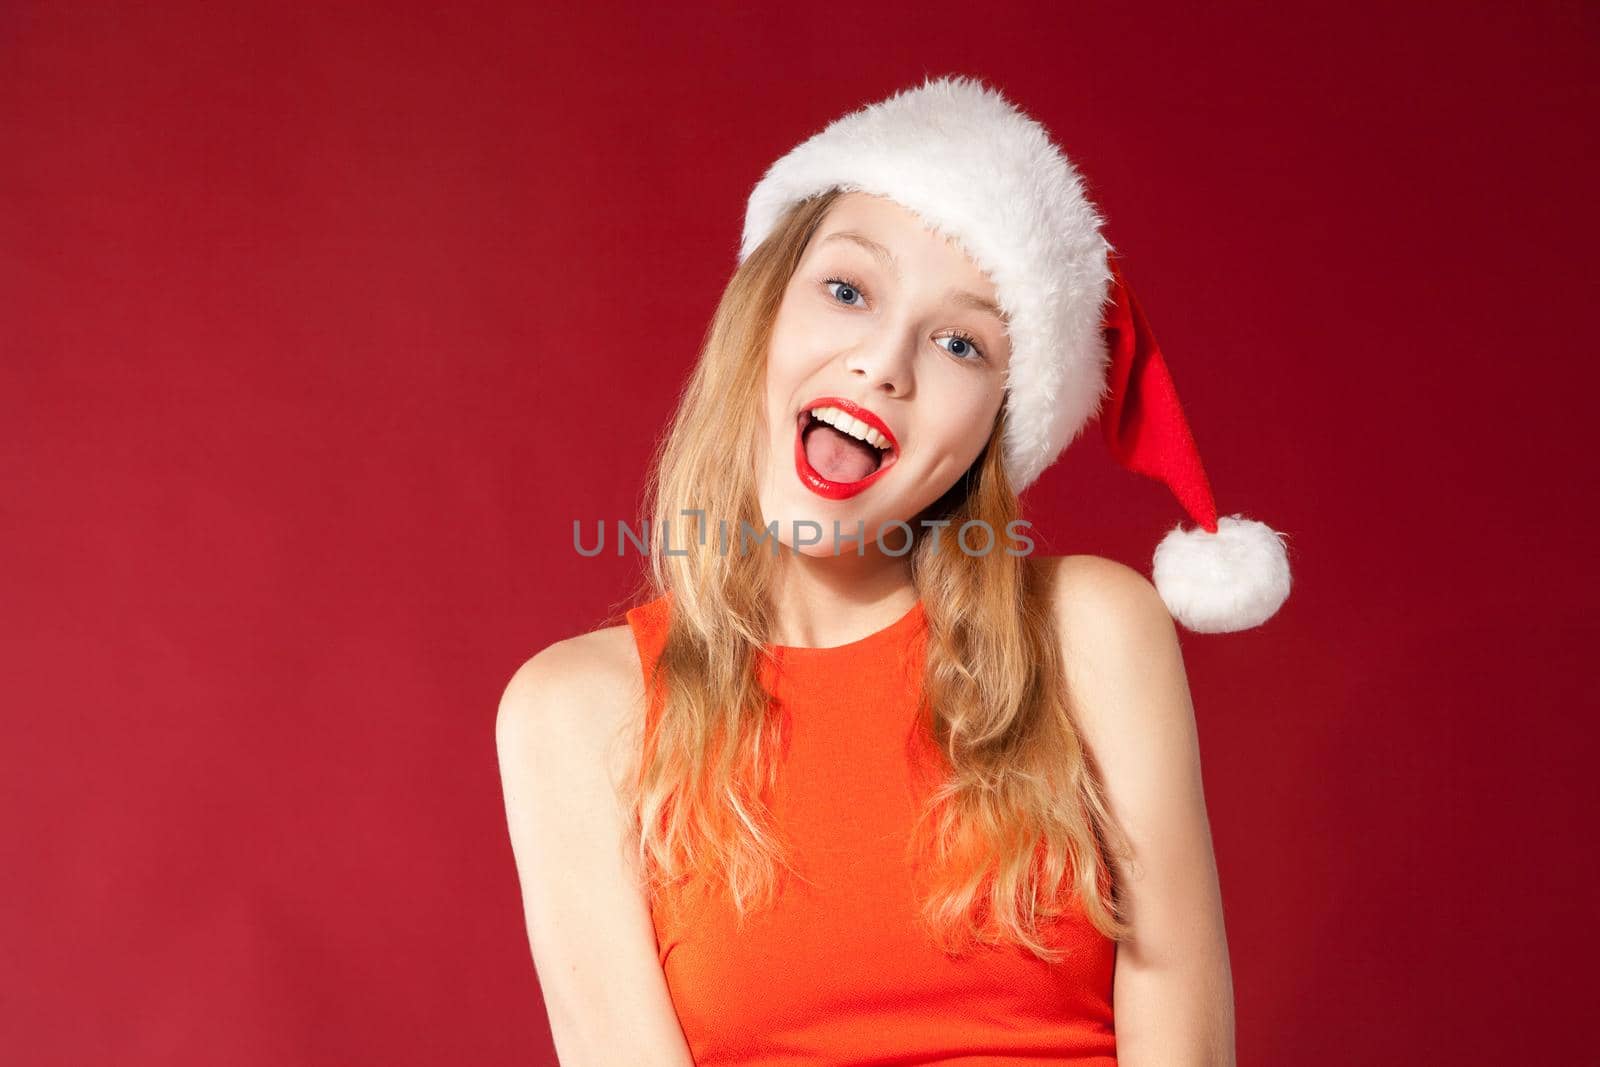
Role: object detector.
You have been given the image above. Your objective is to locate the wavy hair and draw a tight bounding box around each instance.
[613,188,1134,961]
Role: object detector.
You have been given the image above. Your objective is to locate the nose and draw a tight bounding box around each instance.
[841,325,915,397]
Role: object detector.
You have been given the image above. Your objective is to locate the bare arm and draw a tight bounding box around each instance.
[1051,555,1237,1067]
[495,627,696,1066]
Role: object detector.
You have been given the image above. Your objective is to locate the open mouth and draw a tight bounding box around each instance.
[793,400,900,500]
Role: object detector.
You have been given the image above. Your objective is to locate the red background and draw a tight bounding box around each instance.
[4,2,1596,1063]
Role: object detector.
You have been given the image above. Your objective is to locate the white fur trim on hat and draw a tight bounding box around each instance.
[737,74,1112,494]
[1151,515,1292,634]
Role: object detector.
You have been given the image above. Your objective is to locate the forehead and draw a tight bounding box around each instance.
[816,193,986,274]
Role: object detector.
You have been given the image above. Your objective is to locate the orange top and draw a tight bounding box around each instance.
[625,594,1117,1065]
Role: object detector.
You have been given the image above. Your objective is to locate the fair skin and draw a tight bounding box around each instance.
[496,193,1236,1065]
[752,192,1012,643]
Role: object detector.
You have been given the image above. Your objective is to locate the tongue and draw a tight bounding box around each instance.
[804,422,880,483]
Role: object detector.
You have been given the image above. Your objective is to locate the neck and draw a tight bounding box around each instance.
[765,540,917,649]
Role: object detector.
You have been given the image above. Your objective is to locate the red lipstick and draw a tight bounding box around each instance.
[794,396,901,501]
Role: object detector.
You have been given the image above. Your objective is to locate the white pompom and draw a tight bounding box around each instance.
[1151,514,1292,634]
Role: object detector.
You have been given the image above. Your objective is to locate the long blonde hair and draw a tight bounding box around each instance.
[616,188,1134,961]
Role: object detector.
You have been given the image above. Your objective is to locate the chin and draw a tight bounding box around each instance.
[750,493,848,556]
[791,540,843,559]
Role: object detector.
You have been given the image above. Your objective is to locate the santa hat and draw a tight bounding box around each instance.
[738,74,1291,633]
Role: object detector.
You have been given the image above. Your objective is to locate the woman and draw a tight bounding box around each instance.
[497,75,1291,1065]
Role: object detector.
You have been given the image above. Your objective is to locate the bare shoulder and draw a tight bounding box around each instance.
[1035,567,1232,1057]
[495,622,645,787]
[1037,553,1191,747]
[500,622,641,712]
[493,619,695,1061]
[1042,553,1178,661]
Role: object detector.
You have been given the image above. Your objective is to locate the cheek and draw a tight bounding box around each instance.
[763,350,799,437]
[760,353,808,473]
[918,389,1001,464]
[767,303,822,376]
[763,311,829,425]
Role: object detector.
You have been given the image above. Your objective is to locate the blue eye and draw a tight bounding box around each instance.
[938,331,986,362]
[824,277,867,307]
[822,274,986,363]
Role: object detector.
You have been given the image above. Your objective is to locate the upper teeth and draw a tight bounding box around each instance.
[810,405,891,451]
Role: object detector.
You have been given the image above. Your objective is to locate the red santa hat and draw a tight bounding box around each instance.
[738,74,1291,633]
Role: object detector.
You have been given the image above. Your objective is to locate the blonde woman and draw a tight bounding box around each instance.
[497,75,1291,1066]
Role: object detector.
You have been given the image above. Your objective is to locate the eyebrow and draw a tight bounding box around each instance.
[820,230,1010,325]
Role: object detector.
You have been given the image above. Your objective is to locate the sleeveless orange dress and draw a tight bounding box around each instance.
[625,594,1118,1065]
